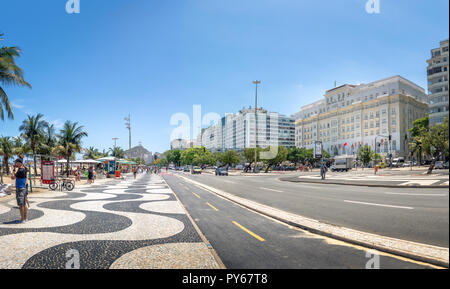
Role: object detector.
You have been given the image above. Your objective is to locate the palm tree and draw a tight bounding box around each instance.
[36,123,57,159]
[54,121,88,177]
[109,146,125,158]
[19,113,47,176]
[13,136,31,159]
[83,146,100,159]
[0,136,14,176]
[101,149,109,157]
[0,33,31,120]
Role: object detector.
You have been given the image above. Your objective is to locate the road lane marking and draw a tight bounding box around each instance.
[259,187,283,193]
[192,192,201,199]
[343,200,414,210]
[232,221,265,242]
[222,180,236,184]
[206,202,219,211]
[385,193,447,196]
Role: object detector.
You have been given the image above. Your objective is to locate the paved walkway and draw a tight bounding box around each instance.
[0,173,220,269]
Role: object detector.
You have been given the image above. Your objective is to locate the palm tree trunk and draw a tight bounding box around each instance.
[67,150,72,177]
[4,156,10,176]
[33,146,38,178]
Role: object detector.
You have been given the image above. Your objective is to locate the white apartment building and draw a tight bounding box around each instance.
[427,39,449,125]
[295,76,429,159]
[199,107,295,152]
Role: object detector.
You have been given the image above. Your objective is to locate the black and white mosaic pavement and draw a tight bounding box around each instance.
[0,174,219,269]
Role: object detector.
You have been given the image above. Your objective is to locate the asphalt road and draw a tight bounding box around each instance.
[163,174,438,269]
[170,171,449,248]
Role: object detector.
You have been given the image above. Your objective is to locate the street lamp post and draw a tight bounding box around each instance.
[253,80,261,173]
[112,137,119,148]
[124,114,131,159]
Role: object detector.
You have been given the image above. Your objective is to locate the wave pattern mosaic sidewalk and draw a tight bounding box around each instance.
[0,174,220,269]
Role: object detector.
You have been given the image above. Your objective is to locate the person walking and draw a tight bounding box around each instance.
[11,159,28,223]
[87,166,94,184]
[133,167,137,179]
[76,166,81,182]
[320,161,327,180]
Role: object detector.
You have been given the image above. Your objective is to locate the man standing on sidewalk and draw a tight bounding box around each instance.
[11,159,28,223]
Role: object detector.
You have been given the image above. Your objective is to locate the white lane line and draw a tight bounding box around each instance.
[222,180,236,184]
[343,200,414,210]
[385,193,447,196]
[259,187,283,193]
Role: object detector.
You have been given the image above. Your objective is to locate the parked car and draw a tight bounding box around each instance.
[191,166,202,174]
[215,167,228,176]
[402,161,413,167]
[183,166,190,172]
[444,162,449,169]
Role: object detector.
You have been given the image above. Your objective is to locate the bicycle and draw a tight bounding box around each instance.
[49,177,75,191]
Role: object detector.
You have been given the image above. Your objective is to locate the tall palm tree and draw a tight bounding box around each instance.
[0,136,14,176]
[37,123,57,159]
[13,136,31,159]
[109,146,125,158]
[19,113,47,176]
[0,33,31,120]
[83,146,100,159]
[54,121,88,177]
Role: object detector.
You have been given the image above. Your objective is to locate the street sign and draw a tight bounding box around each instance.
[41,161,55,184]
[314,141,323,159]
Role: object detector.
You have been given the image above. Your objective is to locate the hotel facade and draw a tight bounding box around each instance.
[294,76,429,159]
[427,39,449,125]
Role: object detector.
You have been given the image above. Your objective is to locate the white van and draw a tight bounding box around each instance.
[392,157,405,168]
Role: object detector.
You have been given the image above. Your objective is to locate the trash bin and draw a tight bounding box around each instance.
[115,170,121,178]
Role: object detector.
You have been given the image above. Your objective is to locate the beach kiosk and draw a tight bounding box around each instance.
[97,157,118,178]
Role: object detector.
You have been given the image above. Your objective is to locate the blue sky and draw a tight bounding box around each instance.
[1,0,449,154]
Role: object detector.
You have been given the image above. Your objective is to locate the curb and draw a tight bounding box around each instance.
[177,175,449,268]
[279,177,450,189]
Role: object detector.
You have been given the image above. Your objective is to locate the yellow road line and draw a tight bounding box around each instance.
[232,221,265,242]
[206,202,219,211]
[192,192,201,199]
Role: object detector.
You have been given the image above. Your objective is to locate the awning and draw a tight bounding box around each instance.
[56,159,102,164]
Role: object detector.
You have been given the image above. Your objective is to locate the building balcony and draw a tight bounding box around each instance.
[428,70,448,78]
